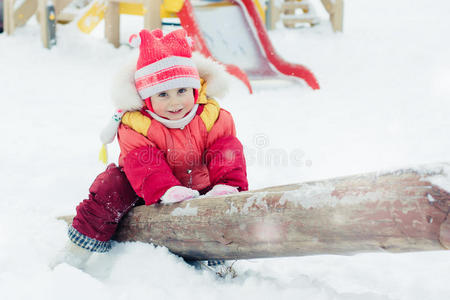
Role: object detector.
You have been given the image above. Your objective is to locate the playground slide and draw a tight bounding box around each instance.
[179,0,320,90]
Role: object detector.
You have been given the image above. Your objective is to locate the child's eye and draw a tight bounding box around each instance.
[158,92,168,97]
[178,88,187,94]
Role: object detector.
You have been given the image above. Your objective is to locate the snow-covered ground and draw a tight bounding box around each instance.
[1,0,449,299]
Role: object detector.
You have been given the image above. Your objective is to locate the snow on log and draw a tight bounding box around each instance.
[59,164,450,260]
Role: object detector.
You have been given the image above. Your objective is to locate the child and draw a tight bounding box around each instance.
[51,28,248,269]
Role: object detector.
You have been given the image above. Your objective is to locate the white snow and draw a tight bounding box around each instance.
[427,194,437,204]
[1,0,450,299]
[242,192,269,214]
[171,203,198,216]
[226,201,238,215]
[419,163,450,192]
[279,182,385,209]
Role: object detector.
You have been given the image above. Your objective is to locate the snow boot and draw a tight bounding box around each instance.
[184,259,237,279]
[50,240,93,270]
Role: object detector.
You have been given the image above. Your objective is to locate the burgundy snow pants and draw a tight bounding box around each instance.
[72,164,142,242]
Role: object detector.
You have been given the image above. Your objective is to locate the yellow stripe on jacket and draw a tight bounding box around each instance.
[121,111,152,136]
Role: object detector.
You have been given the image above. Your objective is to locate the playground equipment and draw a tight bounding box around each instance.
[2,0,82,47]
[266,0,343,31]
[97,0,319,91]
[78,0,265,34]
[181,0,319,90]
[2,0,320,90]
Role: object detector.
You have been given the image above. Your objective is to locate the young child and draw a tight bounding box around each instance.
[52,28,248,269]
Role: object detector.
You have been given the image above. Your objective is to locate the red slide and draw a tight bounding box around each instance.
[178,0,320,92]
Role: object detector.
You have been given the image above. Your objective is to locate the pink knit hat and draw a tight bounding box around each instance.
[129,29,201,108]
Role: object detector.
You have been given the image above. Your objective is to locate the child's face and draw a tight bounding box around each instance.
[151,88,195,120]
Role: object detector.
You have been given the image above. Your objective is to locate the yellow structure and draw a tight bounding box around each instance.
[77,2,108,33]
[78,0,265,34]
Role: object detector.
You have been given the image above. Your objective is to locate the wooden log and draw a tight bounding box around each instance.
[60,164,450,260]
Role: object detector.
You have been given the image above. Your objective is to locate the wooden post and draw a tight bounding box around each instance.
[104,0,161,48]
[143,0,161,31]
[38,0,49,47]
[4,0,15,35]
[105,0,120,47]
[321,0,343,32]
[331,0,343,32]
[266,0,279,30]
[14,0,38,27]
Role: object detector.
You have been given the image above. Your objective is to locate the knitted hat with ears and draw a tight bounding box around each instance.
[129,28,201,111]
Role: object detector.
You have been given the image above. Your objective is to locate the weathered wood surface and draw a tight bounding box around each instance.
[60,164,450,260]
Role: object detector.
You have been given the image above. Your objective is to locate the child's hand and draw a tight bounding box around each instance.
[205,184,239,197]
[160,186,200,204]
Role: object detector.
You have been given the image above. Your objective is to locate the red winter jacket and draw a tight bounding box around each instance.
[117,83,248,205]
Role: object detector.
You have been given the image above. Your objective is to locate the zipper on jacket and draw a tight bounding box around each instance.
[184,127,195,188]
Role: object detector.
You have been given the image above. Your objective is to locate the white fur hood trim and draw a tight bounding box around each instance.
[110,52,230,111]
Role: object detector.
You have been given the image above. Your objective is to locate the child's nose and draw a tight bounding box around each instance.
[169,95,182,104]
[168,97,182,107]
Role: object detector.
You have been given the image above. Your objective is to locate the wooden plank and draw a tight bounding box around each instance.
[56,12,75,24]
[331,0,343,32]
[14,0,37,27]
[320,0,333,14]
[321,0,344,32]
[60,164,450,260]
[266,0,279,30]
[53,0,72,15]
[143,0,161,31]
[4,0,16,34]
[38,0,48,48]
[282,16,317,26]
[281,2,309,13]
